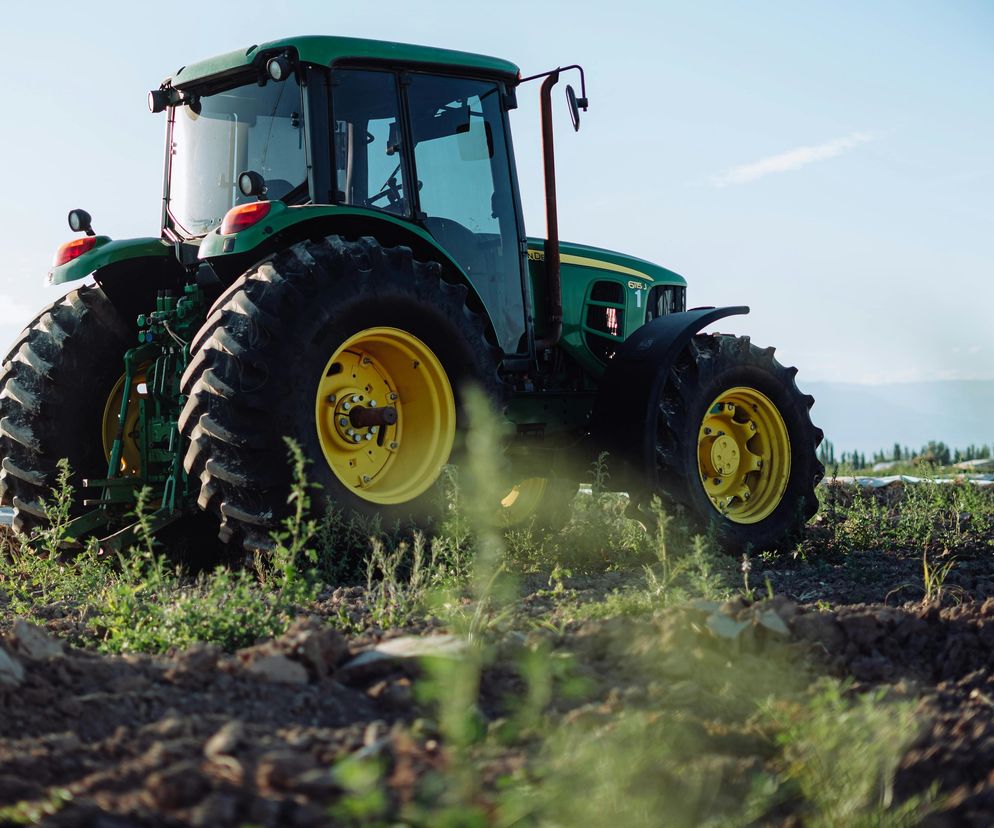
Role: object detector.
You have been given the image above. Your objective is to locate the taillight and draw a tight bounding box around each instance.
[220,201,271,235]
[53,236,98,266]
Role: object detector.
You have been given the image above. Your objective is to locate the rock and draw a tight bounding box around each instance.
[12,619,63,660]
[337,634,466,685]
[174,643,222,676]
[0,647,24,687]
[245,654,309,684]
[375,634,466,659]
[144,761,210,809]
[204,721,245,760]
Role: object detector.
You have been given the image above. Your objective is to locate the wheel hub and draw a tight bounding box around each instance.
[315,327,454,505]
[696,388,791,524]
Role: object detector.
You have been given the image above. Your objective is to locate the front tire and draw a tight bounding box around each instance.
[178,236,503,550]
[646,335,823,552]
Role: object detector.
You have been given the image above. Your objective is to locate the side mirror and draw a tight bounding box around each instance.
[566,84,588,132]
[68,209,95,236]
[238,170,268,199]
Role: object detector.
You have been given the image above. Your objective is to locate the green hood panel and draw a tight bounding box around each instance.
[47,237,172,286]
[526,238,686,287]
[167,36,519,89]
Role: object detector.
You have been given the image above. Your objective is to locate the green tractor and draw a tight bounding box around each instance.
[0,36,823,553]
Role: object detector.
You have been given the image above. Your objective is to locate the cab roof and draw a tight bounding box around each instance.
[167,35,520,88]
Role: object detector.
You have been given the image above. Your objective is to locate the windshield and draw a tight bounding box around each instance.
[167,75,307,237]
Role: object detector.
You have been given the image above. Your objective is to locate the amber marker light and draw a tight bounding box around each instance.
[53,236,98,267]
[220,201,271,235]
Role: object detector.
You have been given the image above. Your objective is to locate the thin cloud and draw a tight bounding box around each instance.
[711,132,874,187]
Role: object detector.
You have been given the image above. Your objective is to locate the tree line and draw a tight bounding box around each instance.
[816,440,992,471]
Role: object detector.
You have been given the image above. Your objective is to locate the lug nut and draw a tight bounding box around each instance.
[743,491,751,500]
[362,475,371,483]
[326,394,336,404]
[353,434,362,443]
[388,393,398,401]
[339,417,349,427]
[343,402,351,411]
[369,400,377,407]
[370,426,379,434]
[713,477,721,485]
[351,395,360,403]
[389,441,398,450]
[364,433,373,441]
[704,427,711,435]
[749,423,756,431]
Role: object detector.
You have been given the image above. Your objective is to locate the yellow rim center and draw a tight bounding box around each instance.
[315,327,455,505]
[102,369,146,476]
[499,477,549,525]
[696,386,791,524]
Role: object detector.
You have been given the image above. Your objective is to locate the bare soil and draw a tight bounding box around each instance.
[4,525,994,825]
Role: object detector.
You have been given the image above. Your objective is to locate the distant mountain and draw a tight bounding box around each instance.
[803,380,994,456]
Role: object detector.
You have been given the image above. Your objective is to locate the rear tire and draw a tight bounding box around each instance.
[643,334,823,552]
[0,287,132,534]
[178,235,503,551]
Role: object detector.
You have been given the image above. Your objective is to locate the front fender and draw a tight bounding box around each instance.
[47,237,173,286]
[588,306,749,481]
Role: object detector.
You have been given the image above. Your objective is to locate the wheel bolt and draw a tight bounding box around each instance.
[326,394,336,404]
[389,441,398,450]
[369,400,377,407]
[339,417,348,427]
[704,427,711,435]
[362,475,371,483]
[351,395,360,403]
[370,426,378,434]
[757,460,763,469]
[353,434,362,443]
[343,402,351,411]
[713,477,721,485]
[743,491,751,500]
[388,393,398,401]
[364,433,373,441]
[749,423,756,431]
[717,431,725,437]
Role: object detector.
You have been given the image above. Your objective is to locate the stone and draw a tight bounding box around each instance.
[0,647,24,687]
[12,619,63,660]
[245,654,309,685]
[337,634,466,684]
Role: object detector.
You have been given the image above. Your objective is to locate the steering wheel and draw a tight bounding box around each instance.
[368,163,404,209]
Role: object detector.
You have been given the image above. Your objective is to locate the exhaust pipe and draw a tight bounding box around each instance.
[534,70,563,351]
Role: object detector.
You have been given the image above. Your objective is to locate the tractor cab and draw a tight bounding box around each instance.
[161,47,528,355]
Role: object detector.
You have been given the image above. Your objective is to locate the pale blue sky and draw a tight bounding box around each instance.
[0,0,991,386]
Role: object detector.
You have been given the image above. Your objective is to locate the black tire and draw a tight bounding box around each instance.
[642,334,823,552]
[178,235,503,551]
[0,287,132,534]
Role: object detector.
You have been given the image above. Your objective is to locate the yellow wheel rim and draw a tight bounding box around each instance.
[315,327,455,505]
[696,386,791,524]
[102,369,146,476]
[499,477,549,525]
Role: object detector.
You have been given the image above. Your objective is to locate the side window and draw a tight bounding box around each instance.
[331,69,407,216]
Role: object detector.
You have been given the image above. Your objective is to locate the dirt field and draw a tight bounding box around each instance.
[3,483,994,826]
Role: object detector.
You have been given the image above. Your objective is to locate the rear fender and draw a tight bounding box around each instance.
[588,306,749,484]
[200,206,497,343]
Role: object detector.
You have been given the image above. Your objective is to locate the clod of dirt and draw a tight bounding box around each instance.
[204,721,245,760]
[0,646,23,687]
